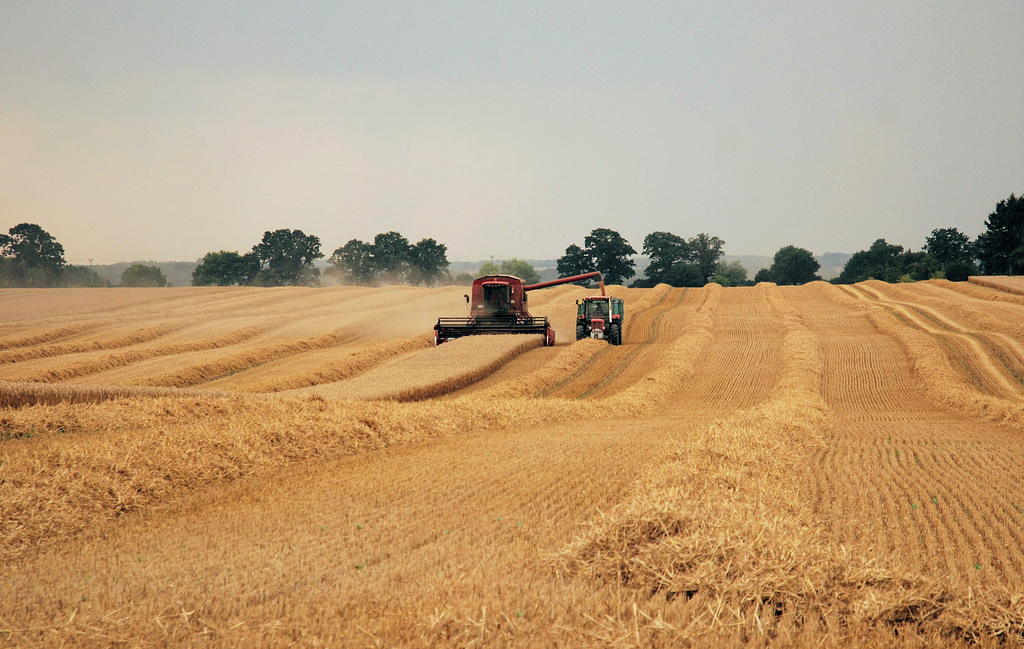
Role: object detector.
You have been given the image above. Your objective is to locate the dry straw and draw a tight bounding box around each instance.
[240,334,434,393]
[0,380,233,409]
[0,323,185,364]
[819,281,1024,427]
[296,334,543,401]
[0,284,723,561]
[9,325,267,383]
[138,328,355,387]
[968,275,1024,298]
[870,281,1024,338]
[941,277,1024,307]
[0,322,106,351]
[554,284,1024,642]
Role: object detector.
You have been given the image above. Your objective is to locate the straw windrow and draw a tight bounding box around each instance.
[553,284,1024,642]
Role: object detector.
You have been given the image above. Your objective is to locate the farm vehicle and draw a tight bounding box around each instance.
[576,296,624,345]
[434,271,604,346]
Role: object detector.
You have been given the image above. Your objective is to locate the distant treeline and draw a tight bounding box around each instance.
[2,192,1020,289]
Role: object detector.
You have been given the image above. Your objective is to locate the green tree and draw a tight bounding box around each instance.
[370,231,411,283]
[766,245,821,285]
[753,267,774,284]
[0,223,66,287]
[834,239,940,284]
[326,239,376,285]
[192,251,257,286]
[556,244,596,284]
[477,258,540,284]
[662,262,704,287]
[478,260,501,276]
[584,228,636,286]
[640,231,688,286]
[120,263,168,287]
[943,260,978,282]
[408,238,450,287]
[251,229,323,286]
[835,239,906,284]
[501,259,540,285]
[903,251,940,282]
[976,194,1024,275]
[712,260,749,287]
[925,227,975,265]
[688,233,725,285]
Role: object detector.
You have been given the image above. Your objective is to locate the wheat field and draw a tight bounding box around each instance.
[2,279,1024,647]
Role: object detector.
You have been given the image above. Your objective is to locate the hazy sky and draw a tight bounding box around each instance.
[2,2,1022,264]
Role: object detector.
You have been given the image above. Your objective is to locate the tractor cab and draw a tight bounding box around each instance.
[576,296,624,345]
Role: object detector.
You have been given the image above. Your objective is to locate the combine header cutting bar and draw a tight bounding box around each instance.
[435,316,550,338]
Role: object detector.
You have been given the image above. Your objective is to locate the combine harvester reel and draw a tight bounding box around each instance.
[434,271,605,346]
[575,295,624,345]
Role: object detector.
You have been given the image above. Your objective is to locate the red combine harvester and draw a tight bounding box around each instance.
[434,271,604,346]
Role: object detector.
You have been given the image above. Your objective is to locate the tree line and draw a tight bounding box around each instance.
[192,229,454,287]
[553,193,1022,288]
[553,228,746,288]
[3,192,1021,289]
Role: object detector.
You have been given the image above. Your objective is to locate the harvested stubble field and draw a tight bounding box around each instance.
[2,280,1024,647]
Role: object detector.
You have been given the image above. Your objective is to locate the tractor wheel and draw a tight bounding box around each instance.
[576,324,585,341]
[609,323,621,345]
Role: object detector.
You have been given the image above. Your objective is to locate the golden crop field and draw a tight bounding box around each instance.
[2,277,1024,647]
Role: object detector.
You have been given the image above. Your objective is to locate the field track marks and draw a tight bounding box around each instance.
[0,416,674,646]
[865,281,1024,340]
[576,289,706,399]
[846,283,1024,400]
[442,346,561,397]
[0,323,188,365]
[783,284,921,415]
[212,335,434,392]
[911,280,1024,325]
[0,322,108,351]
[969,275,1024,297]
[8,325,271,383]
[541,287,691,399]
[796,283,1024,585]
[661,285,782,414]
[137,328,359,388]
[293,334,542,401]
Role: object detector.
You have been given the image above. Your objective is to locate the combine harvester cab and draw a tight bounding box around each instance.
[434,271,604,346]
[575,296,624,345]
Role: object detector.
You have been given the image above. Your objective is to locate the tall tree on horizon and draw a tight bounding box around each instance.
[758,245,821,285]
[640,231,688,286]
[688,232,726,285]
[251,229,323,286]
[192,250,259,286]
[407,238,450,287]
[555,244,596,285]
[976,194,1024,275]
[0,223,66,287]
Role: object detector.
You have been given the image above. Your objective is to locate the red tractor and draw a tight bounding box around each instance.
[576,295,625,345]
[435,271,604,346]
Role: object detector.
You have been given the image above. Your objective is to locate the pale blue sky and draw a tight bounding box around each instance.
[1,2,1021,263]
